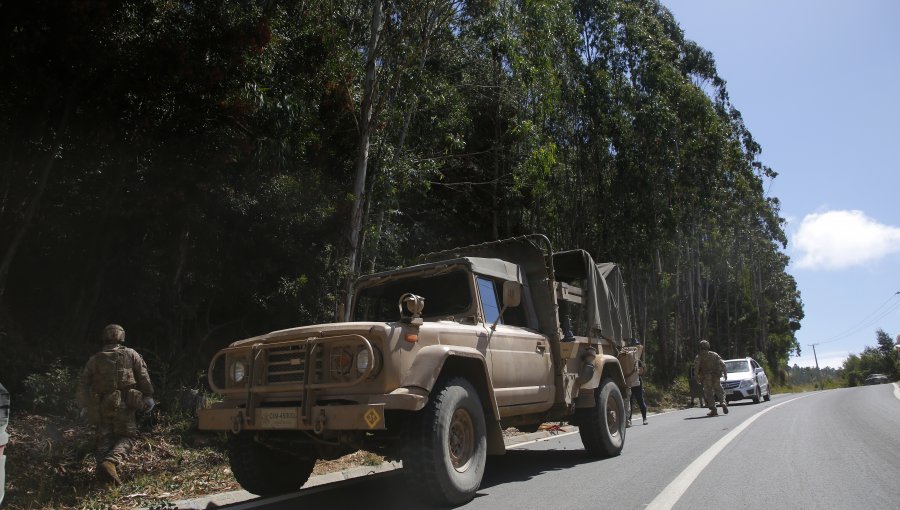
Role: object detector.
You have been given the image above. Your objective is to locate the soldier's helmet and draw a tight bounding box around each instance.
[699,339,710,350]
[102,324,126,344]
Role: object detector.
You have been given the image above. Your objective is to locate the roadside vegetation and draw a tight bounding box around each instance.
[4,365,389,510]
[841,329,899,386]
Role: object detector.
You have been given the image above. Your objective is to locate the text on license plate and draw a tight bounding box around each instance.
[260,408,298,428]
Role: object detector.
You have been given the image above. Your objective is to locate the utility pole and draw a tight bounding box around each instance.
[809,343,823,390]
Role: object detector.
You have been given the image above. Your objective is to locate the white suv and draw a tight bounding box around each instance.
[722,358,770,404]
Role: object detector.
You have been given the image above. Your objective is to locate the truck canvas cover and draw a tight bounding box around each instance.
[422,235,633,347]
[552,250,633,347]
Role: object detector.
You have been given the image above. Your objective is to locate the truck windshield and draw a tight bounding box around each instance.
[353,269,473,322]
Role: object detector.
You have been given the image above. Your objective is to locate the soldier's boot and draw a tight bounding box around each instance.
[721,402,729,414]
[99,460,122,486]
[643,418,648,425]
[626,419,632,428]
[706,409,718,417]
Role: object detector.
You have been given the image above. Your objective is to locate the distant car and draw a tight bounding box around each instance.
[864,374,890,385]
[722,357,770,404]
[0,382,9,506]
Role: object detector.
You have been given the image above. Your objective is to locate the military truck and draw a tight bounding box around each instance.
[199,235,634,505]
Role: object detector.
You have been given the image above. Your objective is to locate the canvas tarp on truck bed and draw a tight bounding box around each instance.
[553,250,633,347]
[421,235,634,346]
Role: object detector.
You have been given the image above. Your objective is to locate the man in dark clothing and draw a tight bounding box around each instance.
[624,339,648,425]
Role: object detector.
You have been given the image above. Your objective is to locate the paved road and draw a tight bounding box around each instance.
[213,384,900,510]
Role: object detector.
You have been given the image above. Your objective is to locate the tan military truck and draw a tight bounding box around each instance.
[199,235,634,505]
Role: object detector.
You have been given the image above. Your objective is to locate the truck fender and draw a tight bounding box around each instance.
[401,344,505,455]
[581,354,626,394]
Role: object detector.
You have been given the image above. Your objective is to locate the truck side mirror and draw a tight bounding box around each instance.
[502,281,522,308]
[491,281,522,332]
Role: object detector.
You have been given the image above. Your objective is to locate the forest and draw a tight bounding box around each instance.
[0,0,804,400]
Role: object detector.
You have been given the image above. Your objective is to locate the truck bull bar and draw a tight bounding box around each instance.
[204,334,379,432]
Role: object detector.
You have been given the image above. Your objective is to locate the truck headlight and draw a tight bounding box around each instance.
[357,348,370,372]
[230,360,246,383]
[356,346,381,377]
[739,378,753,388]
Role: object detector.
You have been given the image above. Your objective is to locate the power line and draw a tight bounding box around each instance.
[814,291,900,345]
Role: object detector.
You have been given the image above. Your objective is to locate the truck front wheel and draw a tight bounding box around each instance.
[404,377,487,506]
[226,432,316,496]
[577,377,625,457]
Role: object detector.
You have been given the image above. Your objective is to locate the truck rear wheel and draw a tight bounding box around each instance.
[403,377,487,506]
[226,432,316,496]
[577,377,625,457]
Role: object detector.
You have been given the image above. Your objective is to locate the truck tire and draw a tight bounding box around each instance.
[752,386,761,404]
[577,377,625,457]
[226,432,316,496]
[403,377,487,506]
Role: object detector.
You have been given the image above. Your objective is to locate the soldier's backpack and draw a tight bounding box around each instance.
[90,347,140,421]
[618,347,639,386]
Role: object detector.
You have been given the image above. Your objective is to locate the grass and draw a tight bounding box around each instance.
[2,408,393,510]
[3,411,237,510]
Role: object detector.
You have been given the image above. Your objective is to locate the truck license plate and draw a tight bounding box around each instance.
[259,408,298,428]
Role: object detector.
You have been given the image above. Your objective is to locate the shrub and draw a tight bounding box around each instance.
[22,361,81,417]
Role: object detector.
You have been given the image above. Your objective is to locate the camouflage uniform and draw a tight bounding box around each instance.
[76,325,154,483]
[693,340,728,416]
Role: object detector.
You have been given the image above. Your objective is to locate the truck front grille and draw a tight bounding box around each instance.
[265,342,324,385]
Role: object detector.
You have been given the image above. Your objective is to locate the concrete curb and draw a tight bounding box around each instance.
[160,426,577,509]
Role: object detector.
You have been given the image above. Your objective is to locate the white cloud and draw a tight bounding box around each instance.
[792,210,900,270]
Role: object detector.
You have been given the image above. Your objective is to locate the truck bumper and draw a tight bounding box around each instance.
[198,389,428,433]
[200,403,388,432]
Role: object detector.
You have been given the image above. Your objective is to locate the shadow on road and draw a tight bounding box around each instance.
[210,447,607,509]
[479,447,603,490]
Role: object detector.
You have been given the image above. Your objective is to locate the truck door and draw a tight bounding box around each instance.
[476,276,554,409]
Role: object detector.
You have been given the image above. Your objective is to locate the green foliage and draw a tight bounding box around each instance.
[842,329,899,386]
[0,0,804,390]
[22,361,81,417]
[786,364,842,390]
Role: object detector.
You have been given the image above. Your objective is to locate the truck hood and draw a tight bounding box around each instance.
[228,322,395,347]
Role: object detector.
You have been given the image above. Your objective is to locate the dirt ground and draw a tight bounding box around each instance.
[1,411,534,509]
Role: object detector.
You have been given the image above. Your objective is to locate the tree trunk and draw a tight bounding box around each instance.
[344,0,384,320]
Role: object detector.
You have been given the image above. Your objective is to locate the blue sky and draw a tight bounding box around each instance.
[662,0,900,368]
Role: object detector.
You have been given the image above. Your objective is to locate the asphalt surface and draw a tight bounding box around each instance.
[178,383,900,510]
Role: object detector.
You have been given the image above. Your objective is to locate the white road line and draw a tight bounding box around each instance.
[893,382,900,401]
[646,394,813,510]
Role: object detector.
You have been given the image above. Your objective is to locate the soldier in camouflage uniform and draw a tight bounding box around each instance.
[693,339,728,417]
[76,324,154,485]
